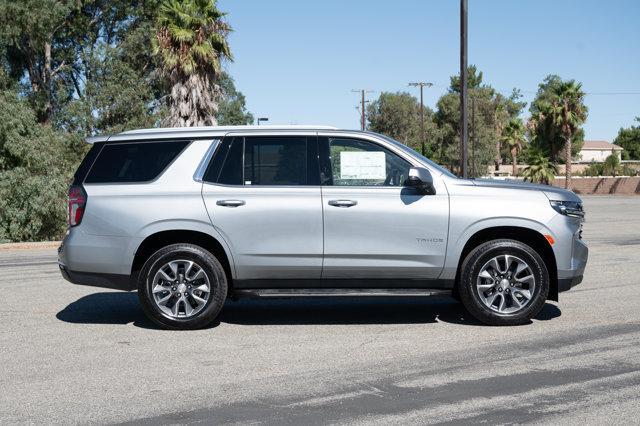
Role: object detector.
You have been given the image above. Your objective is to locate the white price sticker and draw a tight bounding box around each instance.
[339,151,386,180]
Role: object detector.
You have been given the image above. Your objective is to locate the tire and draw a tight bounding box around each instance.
[458,239,549,326]
[137,243,228,330]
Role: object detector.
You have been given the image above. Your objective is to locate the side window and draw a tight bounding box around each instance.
[323,138,411,186]
[244,137,308,185]
[217,138,243,185]
[205,136,319,186]
[84,140,189,183]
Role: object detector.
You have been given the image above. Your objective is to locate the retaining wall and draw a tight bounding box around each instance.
[552,177,640,195]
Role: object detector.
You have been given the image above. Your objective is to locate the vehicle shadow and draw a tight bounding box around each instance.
[56,292,561,329]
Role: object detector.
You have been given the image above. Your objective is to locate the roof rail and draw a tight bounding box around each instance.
[119,125,338,135]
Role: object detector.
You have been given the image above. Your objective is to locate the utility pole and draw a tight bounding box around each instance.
[471,97,476,176]
[352,89,373,131]
[460,0,469,178]
[409,82,433,156]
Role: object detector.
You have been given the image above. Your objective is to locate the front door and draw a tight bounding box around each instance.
[319,136,449,283]
[201,135,323,281]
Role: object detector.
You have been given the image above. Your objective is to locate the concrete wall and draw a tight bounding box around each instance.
[552,177,640,195]
[492,163,590,177]
[579,149,622,163]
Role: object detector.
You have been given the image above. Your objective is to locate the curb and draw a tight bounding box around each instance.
[0,241,61,251]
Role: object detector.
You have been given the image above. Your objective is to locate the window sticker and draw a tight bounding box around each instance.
[339,151,386,180]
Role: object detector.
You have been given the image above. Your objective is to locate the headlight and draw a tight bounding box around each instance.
[549,200,584,219]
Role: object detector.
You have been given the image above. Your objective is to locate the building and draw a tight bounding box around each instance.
[578,140,624,163]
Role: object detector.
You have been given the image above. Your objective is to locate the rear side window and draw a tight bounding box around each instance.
[244,137,307,185]
[72,142,104,185]
[84,141,189,183]
[204,136,320,186]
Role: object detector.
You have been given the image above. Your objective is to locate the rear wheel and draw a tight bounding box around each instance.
[138,243,227,330]
[458,239,549,326]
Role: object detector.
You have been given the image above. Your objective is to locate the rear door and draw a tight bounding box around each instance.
[319,135,449,283]
[201,134,323,282]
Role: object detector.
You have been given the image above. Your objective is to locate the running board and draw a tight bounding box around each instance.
[232,288,452,298]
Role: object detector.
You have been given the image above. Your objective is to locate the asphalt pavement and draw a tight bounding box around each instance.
[1,195,639,425]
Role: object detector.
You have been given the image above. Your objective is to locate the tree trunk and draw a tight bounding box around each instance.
[165,72,220,127]
[564,135,572,190]
[42,41,53,124]
[511,148,517,177]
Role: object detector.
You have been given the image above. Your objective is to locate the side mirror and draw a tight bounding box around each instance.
[406,167,436,195]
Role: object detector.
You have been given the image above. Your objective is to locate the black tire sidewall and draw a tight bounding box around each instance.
[459,239,549,325]
[137,243,227,330]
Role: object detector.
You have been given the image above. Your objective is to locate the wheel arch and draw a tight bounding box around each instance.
[131,230,235,289]
[454,226,558,301]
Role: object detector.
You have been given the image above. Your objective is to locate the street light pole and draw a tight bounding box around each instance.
[409,82,433,156]
[460,0,469,178]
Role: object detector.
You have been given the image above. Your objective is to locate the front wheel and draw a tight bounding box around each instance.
[138,243,228,330]
[458,239,549,326]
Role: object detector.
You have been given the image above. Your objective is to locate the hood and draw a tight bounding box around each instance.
[470,179,581,202]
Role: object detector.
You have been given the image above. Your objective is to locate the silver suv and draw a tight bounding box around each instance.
[58,126,588,329]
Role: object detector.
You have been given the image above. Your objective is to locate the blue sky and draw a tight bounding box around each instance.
[219,0,639,141]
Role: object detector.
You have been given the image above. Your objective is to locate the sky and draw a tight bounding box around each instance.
[218,0,639,141]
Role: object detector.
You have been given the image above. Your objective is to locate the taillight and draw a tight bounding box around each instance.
[68,186,87,226]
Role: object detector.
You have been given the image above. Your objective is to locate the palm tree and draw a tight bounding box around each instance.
[501,118,526,177]
[154,0,232,127]
[548,81,587,189]
[522,151,558,185]
[493,101,509,171]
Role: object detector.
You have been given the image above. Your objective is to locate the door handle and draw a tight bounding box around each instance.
[328,199,358,208]
[216,199,246,207]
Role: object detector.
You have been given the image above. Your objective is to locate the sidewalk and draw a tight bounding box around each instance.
[0,241,61,251]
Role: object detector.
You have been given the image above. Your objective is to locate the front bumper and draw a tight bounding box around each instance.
[558,275,584,292]
[557,236,588,293]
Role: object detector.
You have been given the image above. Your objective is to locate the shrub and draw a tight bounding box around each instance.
[0,90,85,241]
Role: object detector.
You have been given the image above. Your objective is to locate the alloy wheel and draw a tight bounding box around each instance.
[151,260,211,318]
[476,254,536,314]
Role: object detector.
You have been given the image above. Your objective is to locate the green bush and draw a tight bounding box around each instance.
[580,161,603,177]
[0,90,85,242]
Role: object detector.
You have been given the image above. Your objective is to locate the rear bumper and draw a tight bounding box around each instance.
[59,263,134,291]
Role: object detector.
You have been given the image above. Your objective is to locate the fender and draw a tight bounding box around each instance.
[125,218,237,279]
[439,216,553,280]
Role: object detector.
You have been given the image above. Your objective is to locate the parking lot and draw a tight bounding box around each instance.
[1,195,639,424]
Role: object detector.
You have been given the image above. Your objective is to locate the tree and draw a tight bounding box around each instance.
[153,0,232,127]
[521,150,558,185]
[449,65,484,94]
[0,0,80,122]
[0,88,82,241]
[216,72,254,125]
[614,117,640,160]
[501,118,526,176]
[367,91,435,155]
[548,81,588,189]
[0,0,163,130]
[602,152,621,177]
[528,75,586,162]
[434,66,525,177]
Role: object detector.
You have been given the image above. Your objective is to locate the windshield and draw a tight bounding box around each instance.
[376,134,458,179]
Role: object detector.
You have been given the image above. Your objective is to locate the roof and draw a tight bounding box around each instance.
[581,140,623,151]
[86,125,340,143]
